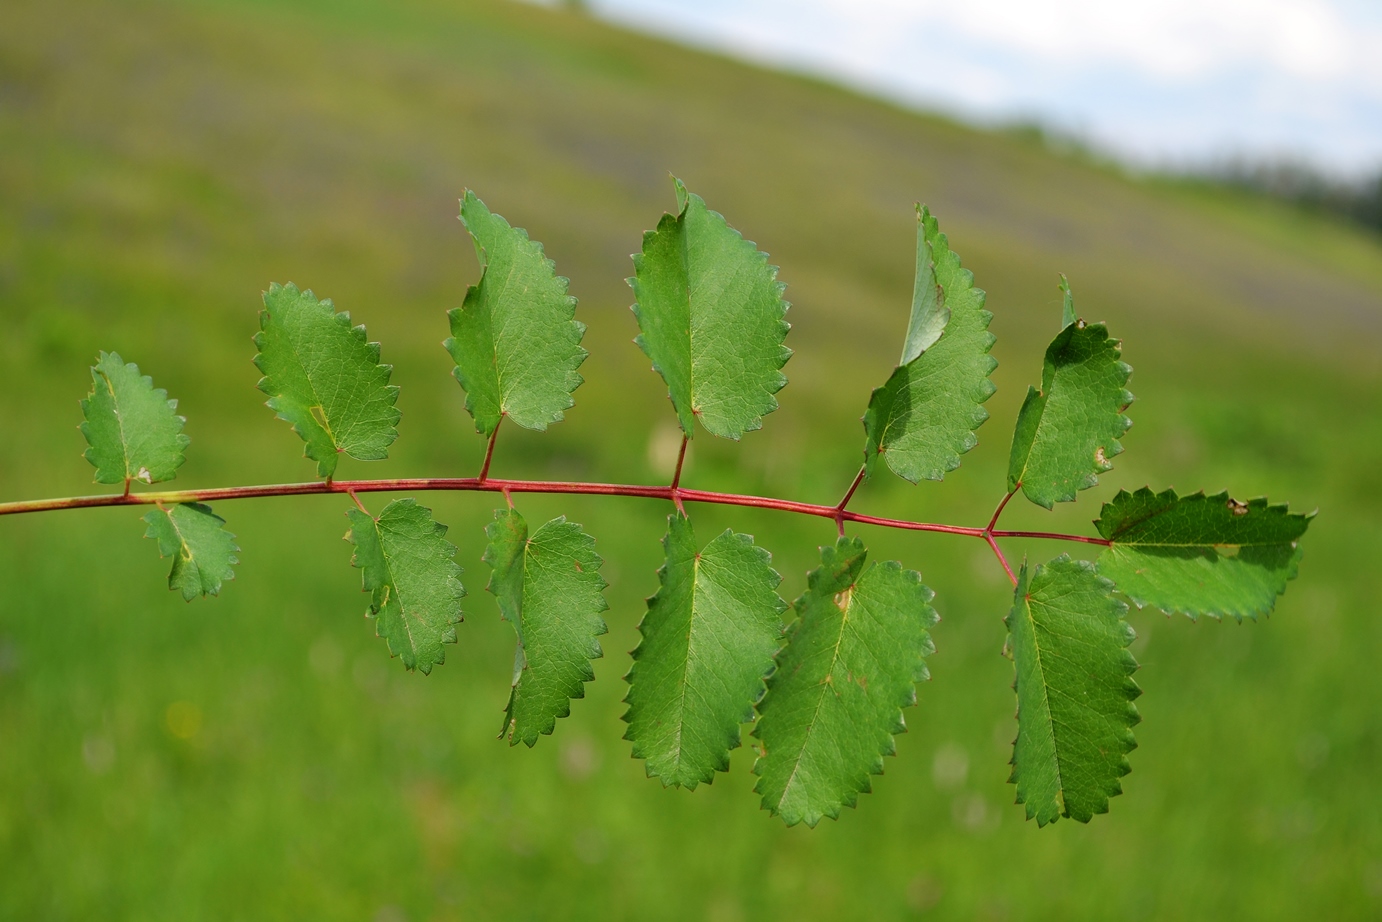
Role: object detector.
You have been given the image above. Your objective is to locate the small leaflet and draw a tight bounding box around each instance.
[484,508,608,747]
[1096,488,1312,621]
[863,206,997,483]
[142,502,239,601]
[254,283,401,480]
[622,513,786,788]
[630,178,791,440]
[1006,278,1133,509]
[81,352,190,486]
[752,537,938,828]
[898,205,950,365]
[1006,556,1141,826]
[446,191,587,438]
[346,499,464,674]
[1059,274,1078,330]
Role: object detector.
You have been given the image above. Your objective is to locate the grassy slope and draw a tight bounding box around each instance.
[1,0,1381,918]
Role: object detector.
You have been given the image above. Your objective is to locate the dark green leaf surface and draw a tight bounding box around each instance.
[254,282,400,479]
[752,537,937,827]
[1096,488,1312,621]
[142,502,238,601]
[864,206,996,483]
[631,178,791,440]
[623,513,786,788]
[80,352,189,486]
[1007,282,1132,508]
[484,508,608,747]
[446,191,587,438]
[346,499,464,674]
[1006,556,1140,826]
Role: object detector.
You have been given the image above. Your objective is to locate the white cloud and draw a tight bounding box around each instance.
[586,0,1382,175]
[820,0,1358,81]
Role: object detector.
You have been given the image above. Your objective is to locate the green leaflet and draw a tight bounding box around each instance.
[80,352,190,486]
[1006,280,1133,508]
[623,513,786,788]
[142,503,238,601]
[899,208,949,365]
[864,206,996,483]
[631,178,791,440]
[753,537,938,828]
[446,191,587,438]
[1059,274,1077,329]
[1006,556,1141,826]
[484,508,608,747]
[254,283,401,480]
[1096,488,1312,621]
[346,499,464,674]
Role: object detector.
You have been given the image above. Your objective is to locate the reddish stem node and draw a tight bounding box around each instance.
[833,465,866,537]
[669,434,689,515]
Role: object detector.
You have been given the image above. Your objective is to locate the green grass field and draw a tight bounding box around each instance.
[2,0,1382,918]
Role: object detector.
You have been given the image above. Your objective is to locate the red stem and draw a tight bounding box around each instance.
[347,490,371,516]
[990,530,1109,546]
[833,465,867,537]
[986,489,1016,534]
[478,418,502,482]
[0,478,1107,548]
[985,533,1018,586]
[669,435,689,515]
[982,488,1019,585]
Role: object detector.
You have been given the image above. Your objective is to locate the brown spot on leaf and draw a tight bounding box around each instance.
[1227,499,1249,516]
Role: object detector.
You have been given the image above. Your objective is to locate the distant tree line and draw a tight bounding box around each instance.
[1000,120,1381,236]
[1209,159,1382,234]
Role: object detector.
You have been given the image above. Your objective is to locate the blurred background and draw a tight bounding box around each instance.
[1,0,1380,918]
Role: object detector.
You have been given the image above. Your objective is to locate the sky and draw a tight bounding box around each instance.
[581,0,1382,179]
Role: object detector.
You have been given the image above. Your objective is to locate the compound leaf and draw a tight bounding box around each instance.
[1006,556,1140,826]
[484,508,608,747]
[1096,488,1312,621]
[142,502,238,601]
[623,513,786,788]
[753,537,938,827]
[864,206,996,483]
[81,352,190,486]
[631,178,791,440]
[446,191,587,438]
[346,499,464,674]
[1007,280,1132,508]
[254,282,400,480]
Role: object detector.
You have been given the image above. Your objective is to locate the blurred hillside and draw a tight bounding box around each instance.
[2,0,1382,919]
